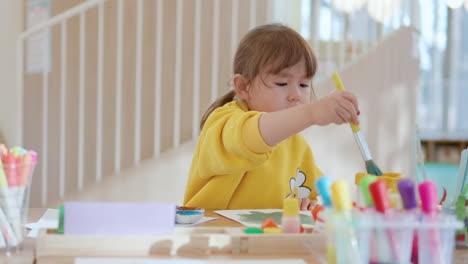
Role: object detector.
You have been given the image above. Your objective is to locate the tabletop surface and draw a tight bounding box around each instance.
[2,208,468,264]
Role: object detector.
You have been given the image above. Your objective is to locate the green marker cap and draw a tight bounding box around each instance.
[360,175,378,206]
[58,205,64,234]
[244,228,263,234]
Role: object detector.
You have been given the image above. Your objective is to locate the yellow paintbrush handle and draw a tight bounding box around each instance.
[332,72,360,133]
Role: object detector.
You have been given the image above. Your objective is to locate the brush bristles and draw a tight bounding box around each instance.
[365,160,383,176]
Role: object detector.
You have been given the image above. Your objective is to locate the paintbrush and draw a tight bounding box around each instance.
[332,72,382,176]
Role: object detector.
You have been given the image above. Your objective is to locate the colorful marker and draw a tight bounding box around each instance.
[0,163,19,247]
[315,176,336,263]
[9,147,26,157]
[0,205,19,247]
[0,144,7,158]
[315,176,333,208]
[331,180,362,263]
[3,152,19,187]
[398,179,418,211]
[360,174,377,208]
[419,180,444,264]
[0,149,20,246]
[0,159,8,188]
[0,145,37,248]
[17,151,37,215]
[369,180,401,262]
[20,152,34,186]
[397,178,419,264]
[313,176,333,227]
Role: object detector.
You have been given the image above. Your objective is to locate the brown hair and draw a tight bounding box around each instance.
[200,23,318,129]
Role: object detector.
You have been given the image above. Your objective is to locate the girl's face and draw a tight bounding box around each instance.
[245,58,312,112]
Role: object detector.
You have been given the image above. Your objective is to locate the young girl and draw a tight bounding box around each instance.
[183,24,359,210]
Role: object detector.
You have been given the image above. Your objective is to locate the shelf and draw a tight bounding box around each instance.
[421,136,468,164]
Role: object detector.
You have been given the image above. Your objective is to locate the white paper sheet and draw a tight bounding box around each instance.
[75,258,306,264]
[26,208,59,238]
[214,209,314,228]
[175,216,217,227]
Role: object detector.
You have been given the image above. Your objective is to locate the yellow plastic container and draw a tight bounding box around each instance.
[355,172,403,208]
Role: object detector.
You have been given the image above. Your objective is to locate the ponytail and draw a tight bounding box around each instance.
[200,90,236,130]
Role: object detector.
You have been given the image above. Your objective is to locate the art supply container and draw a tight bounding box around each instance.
[355,172,402,208]
[455,206,468,248]
[0,162,36,255]
[417,213,463,264]
[175,206,204,224]
[326,210,417,264]
[325,211,362,264]
[357,211,416,264]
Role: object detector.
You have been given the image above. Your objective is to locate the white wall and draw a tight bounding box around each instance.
[304,27,420,199]
[0,1,23,145]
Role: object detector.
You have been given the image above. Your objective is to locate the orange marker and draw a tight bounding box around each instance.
[20,152,33,186]
[3,152,19,187]
[0,144,7,158]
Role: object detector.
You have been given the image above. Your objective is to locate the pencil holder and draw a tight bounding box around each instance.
[324,211,361,264]
[326,210,417,264]
[0,162,36,255]
[455,206,468,248]
[417,214,463,264]
[357,211,416,264]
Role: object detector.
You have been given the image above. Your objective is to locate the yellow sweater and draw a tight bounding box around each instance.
[183,101,322,209]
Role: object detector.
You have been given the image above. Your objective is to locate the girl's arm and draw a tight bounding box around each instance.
[259,90,359,146]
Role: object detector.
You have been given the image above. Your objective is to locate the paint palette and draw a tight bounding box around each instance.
[175,206,205,224]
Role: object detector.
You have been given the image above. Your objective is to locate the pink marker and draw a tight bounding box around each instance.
[418,180,444,264]
[3,152,19,187]
[419,180,438,216]
[29,150,37,163]
[28,150,38,181]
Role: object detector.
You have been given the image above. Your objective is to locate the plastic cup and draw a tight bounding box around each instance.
[418,214,463,264]
[357,211,416,264]
[326,210,417,264]
[0,162,36,255]
[455,207,468,249]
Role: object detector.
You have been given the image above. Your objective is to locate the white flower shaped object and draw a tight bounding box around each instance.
[286,169,311,199]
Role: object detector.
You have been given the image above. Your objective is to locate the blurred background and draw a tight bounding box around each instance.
[0,0,467,207]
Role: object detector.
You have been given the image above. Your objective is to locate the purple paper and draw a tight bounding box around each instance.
[64,202,176,235]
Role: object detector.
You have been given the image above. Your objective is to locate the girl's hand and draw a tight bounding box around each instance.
[299,197,317,210]
[310,90,360,126]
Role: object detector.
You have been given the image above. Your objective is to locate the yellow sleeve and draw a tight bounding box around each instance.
[196,103,274,178]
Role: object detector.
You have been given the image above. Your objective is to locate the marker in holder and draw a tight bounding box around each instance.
[418,213,462,264]
[319,177,463,264]
[0,152,37,256]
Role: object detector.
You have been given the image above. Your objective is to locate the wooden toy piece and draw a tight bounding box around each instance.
[300,225,305,233]
[261,218,278,229]
[244,228,263,234]
[263,227,282,234]
[36,227,327,258]
[311,205,324,222]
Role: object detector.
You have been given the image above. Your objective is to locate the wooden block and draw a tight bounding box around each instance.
[36,227,327,259]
